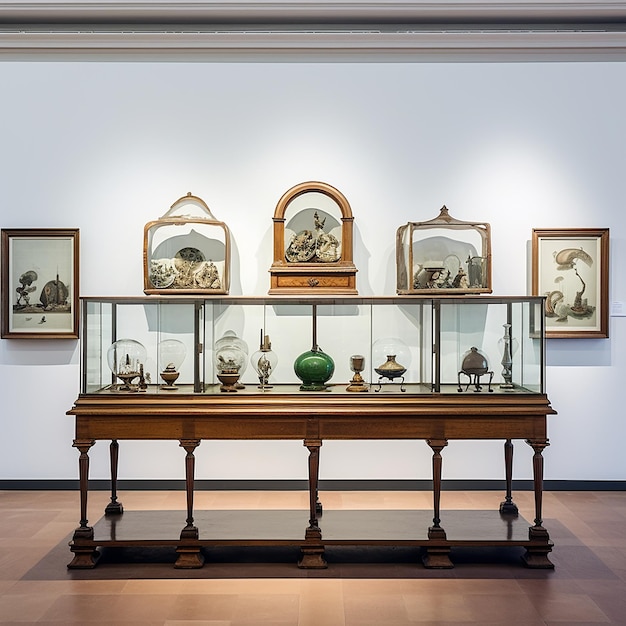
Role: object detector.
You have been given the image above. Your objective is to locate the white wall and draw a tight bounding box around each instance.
[1,61,625,483]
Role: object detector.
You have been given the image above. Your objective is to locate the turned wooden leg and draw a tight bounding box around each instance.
[423,438,452,569]
[105,439,124,515]
[499,439,519,515]
[522,438,554,569]
[68,439,100,569]
[175,439,204,569]
[299,439,326,569]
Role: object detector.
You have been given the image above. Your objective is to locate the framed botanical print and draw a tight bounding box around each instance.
[1,228,79,339]
[532,228,609,339]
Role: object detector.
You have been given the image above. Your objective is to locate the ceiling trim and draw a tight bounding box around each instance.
[2,29,626,62]
[2,1,626,25]
[2,2,626,60]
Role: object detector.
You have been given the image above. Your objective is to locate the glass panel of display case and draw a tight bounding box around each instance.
[258,299,372,389]
[81,298,203,394]
[370,298,432,393]
[436,297,544,394]
[513,298,545,393]
[206,299,263,390]
[80,295,544,397]
[83,299,113,393]
[315,301,371,388]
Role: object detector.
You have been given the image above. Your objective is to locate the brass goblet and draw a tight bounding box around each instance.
[346,354,368,392]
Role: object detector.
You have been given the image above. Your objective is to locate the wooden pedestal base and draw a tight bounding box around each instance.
[521,525,555,569]
[68,527,100,569]
[298,526,327,569]
[422,525,453,568]
[67,509,553,570]
[175,545,205,569]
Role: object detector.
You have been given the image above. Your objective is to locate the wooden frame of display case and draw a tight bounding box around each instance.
[67,294,555,571]
[269,181,358,294]
[396,206,492,295]
[143,192,231,295]
[67,388,556,571]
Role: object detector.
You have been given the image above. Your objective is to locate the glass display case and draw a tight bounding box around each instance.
[269,181,358,295]
[80,295,546,396]
[143,192,230,295]
[396,206,492,295]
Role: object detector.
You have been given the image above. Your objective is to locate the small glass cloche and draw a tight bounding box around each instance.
[107,339,148,391]
[215,331,249,385]
[158,339,187,390]
[251,331,278,390]
[214,333,247,392]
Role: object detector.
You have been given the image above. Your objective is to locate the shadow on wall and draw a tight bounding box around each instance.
[0,338,79,366]
[546,337,611,367]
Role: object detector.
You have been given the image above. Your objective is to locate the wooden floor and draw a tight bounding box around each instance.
[1,489,625,625]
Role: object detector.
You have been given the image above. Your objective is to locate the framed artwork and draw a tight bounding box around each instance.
[532,228,609,339]
[1,228,79,339]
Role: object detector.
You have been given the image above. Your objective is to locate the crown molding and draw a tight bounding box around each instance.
[2,2,626,60]
[1,1,626,26]
[1,29,625,61]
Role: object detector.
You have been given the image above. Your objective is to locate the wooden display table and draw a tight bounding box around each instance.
[67,384,556,570]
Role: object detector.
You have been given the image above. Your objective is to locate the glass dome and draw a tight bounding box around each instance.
[372,337,411,374]
[158,339,187,389]
[215,339,246,375]
[215,331,249,376]
[107,339,147,391]
[250,332,278,389]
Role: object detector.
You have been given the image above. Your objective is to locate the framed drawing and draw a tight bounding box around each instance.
[532,228,609,339]
[1,228,79,339]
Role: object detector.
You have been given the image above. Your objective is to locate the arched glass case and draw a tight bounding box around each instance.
[396,206,492,295]
[269,181,357,294]
[143,193,230,295]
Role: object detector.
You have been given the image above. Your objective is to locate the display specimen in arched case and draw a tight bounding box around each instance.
[143,192,230,295]
[396,206,492,295]
[269,181,358,294]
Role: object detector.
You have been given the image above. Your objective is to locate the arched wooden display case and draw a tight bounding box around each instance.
[269,181,357,294]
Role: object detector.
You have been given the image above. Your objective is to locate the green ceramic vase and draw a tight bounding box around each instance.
[294,348,335,391]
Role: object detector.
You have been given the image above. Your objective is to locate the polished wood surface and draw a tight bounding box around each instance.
[6,490,626,625]
[67,385,556,570]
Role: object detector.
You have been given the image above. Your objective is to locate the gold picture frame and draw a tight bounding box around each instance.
[1,228,79,339]
[532,228,609,339]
